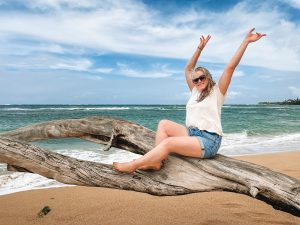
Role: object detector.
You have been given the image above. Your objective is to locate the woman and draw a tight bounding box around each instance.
[113,28,266,173]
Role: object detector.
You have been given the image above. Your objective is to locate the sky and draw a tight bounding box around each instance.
[0,0,299,105]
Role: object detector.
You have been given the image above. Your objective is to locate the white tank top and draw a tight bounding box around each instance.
[185,84,226,136]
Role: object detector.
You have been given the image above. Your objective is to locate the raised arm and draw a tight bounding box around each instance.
[185,35,211,91]
[218,28,266,96]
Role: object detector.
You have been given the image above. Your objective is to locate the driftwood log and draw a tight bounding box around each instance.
[0,116,299,216]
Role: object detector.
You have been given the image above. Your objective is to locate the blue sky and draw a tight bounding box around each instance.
[0,0,299,104]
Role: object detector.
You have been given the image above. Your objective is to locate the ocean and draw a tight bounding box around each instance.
[0,104,299,195]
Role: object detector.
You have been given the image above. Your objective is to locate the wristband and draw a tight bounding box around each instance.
[197,46,202,50]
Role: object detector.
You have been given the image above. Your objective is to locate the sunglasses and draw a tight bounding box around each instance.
[192,75,206,84]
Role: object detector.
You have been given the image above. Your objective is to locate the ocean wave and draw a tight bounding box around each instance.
[84,107,130,110]
[131,106,185,110]
[0,107,131,111]
[0,106,186,111]
[0,172,75,196]
[223,105,297,109]
[220,132,300,156]
[224,130,300,141]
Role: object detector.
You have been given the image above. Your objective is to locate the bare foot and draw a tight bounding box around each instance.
[132,159,161,171]
[112,161,136,173]
[139,163,161,171]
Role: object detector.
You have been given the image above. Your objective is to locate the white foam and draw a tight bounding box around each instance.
[220,132,300,156]
[0,172,75,195]
[223,105,296,109]
[0,147,141,196]
[0,107,131,111]
[0,106,186,111]
[84,107,130,110]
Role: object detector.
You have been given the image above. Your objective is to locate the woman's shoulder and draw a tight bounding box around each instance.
[214,83,226,104]
[191,86,199,95]
[210,84,219,94]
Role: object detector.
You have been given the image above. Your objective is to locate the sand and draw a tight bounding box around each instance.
[0,150,299,225]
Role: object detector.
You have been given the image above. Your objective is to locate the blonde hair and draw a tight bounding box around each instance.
[191,66,216,102]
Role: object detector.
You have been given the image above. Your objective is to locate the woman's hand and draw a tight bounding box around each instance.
[244,28,266,43]
[198,35,211,50]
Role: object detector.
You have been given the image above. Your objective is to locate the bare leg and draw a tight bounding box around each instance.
[113,136,203,173]
[113,141,169,173]
[155,120,169,146]
[135,120,182,171]
[113,120,191,173]
[131,159,161,171]
[155,119,188,146]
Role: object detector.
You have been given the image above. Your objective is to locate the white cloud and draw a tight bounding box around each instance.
[23,0,102,10]
[174,76,185,81]
[0,0,299,72]
[84,75,103,80]
[210,69,245,78]
[172,91,191,101]
[116,62,177,78]
[282,0,300,9]
[234,70,245,77]
[95,68,114,73]
[50,59,92,71]
[0,54,113,74]
[43,44,65,53]
[234,84,257,90]
[0,41,86,56]
[227,91,242,99]
[288,86,300,96]
[49,59,114,73]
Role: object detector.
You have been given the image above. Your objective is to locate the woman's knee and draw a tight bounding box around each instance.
[158,120,188,138]
[160,137,175,152]
[157,119,171,129]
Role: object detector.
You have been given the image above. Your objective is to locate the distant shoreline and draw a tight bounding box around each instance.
[259,97,300,105]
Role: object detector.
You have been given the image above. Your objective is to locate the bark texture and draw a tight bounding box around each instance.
[0,116,299,216]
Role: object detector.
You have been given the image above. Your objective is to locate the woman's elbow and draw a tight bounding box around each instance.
[224,66,235,73]
[185,65,193,73]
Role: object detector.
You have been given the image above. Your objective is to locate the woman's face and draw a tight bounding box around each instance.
[193,70,208,92]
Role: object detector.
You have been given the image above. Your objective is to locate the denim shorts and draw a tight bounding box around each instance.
[186,126,222,159]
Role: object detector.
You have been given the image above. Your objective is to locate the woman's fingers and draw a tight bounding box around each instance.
[200,34,211,40]
[205,35,211,44]
[203,35,210,42]
[256,32,264,37]
[258,32,266,37]
[244,28,266,42]
[199,34,211,48]
[249,27,255,34]
[256,32,266,39]
[201,35,205,42]
[206,35,211,42]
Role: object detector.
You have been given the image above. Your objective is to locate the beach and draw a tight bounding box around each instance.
[0,150,299,225]
[0,105,299,224]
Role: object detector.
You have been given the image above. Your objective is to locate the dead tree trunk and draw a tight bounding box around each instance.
[0,116,299,216]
